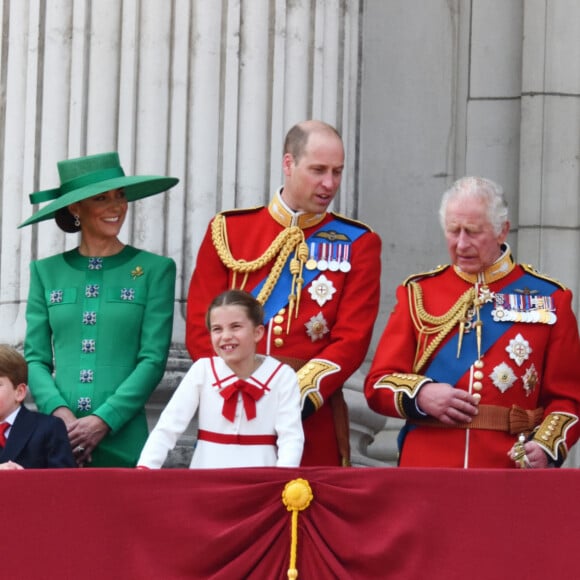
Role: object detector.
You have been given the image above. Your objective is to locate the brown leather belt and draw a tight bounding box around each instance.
[411,404,544,435]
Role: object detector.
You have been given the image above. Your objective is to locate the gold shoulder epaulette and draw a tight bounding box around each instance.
[330,212,374,233]
[220,205,264,217]
[521,264,567,290]
[403,264,449,287]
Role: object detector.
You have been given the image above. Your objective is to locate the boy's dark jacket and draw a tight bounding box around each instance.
[0,406,76,468]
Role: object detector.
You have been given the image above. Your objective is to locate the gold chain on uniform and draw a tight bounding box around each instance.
[211,214,309,331]
[408,282,477,373]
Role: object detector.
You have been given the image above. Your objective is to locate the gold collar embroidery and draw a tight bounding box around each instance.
[453,245,515,285]
[268,189,326,229]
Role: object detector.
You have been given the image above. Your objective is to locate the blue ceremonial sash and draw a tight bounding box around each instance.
[397,271,559,453]
[251,219,366,322]
[424,273,558,384]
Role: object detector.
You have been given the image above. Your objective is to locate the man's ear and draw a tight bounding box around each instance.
[499,220,511,244]
[282,153,294,177]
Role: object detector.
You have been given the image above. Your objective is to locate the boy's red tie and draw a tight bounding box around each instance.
[0,422,10,448]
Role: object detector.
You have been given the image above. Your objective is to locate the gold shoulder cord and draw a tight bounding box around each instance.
[408,282,476,373]
[211,214,309,330]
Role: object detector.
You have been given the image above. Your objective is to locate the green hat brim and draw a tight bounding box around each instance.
[18,175,178,228]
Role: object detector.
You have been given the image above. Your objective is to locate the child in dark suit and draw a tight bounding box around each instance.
[0,345,75,469]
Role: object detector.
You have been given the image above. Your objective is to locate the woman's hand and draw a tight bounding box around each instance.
[68,415,110,466]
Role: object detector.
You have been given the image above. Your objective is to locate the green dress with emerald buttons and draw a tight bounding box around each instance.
[25,245,175,467]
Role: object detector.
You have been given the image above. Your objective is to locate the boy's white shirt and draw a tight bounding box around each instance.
[2,406,21,438]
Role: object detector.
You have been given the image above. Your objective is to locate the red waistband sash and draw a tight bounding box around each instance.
[197,429,277,446]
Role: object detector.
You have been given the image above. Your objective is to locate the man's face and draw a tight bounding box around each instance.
[444,195,509,274]
[281,131,345,214]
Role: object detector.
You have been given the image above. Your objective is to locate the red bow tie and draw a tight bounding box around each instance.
[219,380,265,422]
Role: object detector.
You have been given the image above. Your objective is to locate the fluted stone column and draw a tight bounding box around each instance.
[518,0,580,466]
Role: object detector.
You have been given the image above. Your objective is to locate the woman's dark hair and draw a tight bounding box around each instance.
[55,207,81,233]
[205,289,264,330]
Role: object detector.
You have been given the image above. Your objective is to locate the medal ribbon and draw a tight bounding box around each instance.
[424,273,559,385]
[219,379,265,422]
[251,219,367,322]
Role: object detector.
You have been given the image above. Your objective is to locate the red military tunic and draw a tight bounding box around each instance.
[365,246,580,468]
[187,189,382,465]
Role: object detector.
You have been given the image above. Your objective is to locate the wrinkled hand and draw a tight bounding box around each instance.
[417,382,479,424]
[507,439,548,469]
[67,415,110,466]
[0,461,24,470]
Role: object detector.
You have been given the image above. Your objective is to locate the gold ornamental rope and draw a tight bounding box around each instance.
[211,214,308,323]
[408,282,476,372]
[282,478,313,579]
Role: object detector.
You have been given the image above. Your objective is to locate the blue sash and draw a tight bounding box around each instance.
[251,219,366,322]
[424,273,558,384]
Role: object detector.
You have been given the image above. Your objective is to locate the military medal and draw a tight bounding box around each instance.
[305,312,330,341]
[308,274,336,306]
[491,292,557,324]
[328,244,340,272]
[317,243,329,271]
[339,243,352,272]
[505,333,531,366]
[305,242,318,271]
[490,362,516,393]
[522,364,539,397]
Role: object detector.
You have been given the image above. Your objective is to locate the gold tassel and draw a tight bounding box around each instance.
[456,318,466,358]
[282,478,313,579]
[294,242,309,319]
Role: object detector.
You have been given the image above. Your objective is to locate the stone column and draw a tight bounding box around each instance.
[518,0,580,467]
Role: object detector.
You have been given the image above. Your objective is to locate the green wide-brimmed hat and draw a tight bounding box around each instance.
[18,152,179,229]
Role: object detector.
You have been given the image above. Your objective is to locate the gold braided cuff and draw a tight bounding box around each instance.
[374,373,432,418]
[532,412,578,461]
[297,359,340,410]
[374,373,431,398]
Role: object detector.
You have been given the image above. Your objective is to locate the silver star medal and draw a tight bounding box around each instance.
[490,362,517,393]
[308,274,336,307]
[506,333,532,367]
[305,313,329,342]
